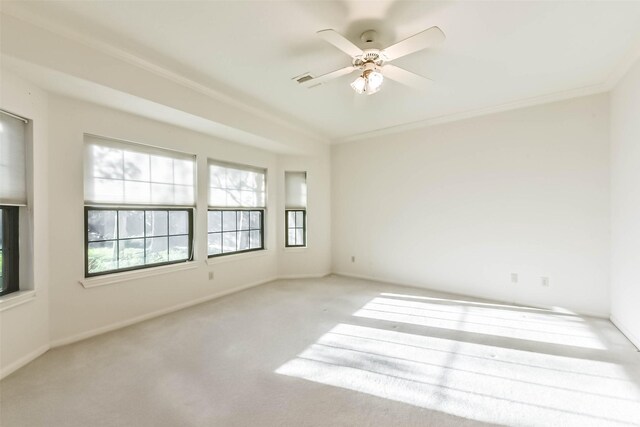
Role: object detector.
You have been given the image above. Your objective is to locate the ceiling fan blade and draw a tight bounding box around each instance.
[317,29,364,58]
[299,66,357,88]
[382,26,445,61]
[383,64,433,91]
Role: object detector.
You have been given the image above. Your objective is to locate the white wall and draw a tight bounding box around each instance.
[332,94,611,316]
[277,155,332,278]
[46,95,331,346]
[0,70,50,377]
[610,57,640,348]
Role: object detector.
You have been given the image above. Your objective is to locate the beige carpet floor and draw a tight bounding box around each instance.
[1,275,639,426]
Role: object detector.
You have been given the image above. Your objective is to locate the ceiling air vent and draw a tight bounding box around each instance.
[293,73,314,85]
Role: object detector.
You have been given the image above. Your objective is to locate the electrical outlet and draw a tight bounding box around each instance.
[541,276,549,287]
[510,273,518,284]
[209,271,214,280]
[351,256,356,263]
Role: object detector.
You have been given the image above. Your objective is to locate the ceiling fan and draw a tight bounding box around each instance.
[296,26,445,95]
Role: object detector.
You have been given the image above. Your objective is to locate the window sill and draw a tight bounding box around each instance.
[79,261,200,289]
[206,249,270,265]
[0,290,37,312]
[283,246,307,253]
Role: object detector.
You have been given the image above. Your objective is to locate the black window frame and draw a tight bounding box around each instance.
[84,206,194,278]
[285,209,306,248]
[207,208,264,258]
[0,206,20,296]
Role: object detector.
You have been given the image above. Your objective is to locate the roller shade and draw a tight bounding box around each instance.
[285,171,307,209]
[84,135,196,206]
[0,111,27,206]
[208,160,266,208]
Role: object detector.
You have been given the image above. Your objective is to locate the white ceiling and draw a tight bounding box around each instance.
[5,1,640,142]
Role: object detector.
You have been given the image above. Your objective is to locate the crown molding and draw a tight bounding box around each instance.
[333,82,609,144]
[0,9,329,145]
[603,31,640,90]
[5,4,640,147]
[333,33,640,144]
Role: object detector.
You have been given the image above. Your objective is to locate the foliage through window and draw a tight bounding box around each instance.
[208,160,266,258]
[208,210,263,256]
[284,171,307,248]
[86,208,193,276]
[1,109,27,296]
[285,209,306,247]
[0,206,20,296]
[84,135,196,277]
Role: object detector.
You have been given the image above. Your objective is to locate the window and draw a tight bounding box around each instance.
[85,208,192,276]
[208,160,266,257]
[285,171,307,247]
[0,109,28,296]
[286,210,306,247]
[84,135,196,276]
[0,207,20,296]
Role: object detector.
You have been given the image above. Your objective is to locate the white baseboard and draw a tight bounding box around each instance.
[50,276,278,348]
[611,315,640,351]
[278,272,331,280]
[0,344,49,380]
[49,273,331,349]
[333,271,610,319]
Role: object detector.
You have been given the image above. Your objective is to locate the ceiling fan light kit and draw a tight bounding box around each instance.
[297,27,445,95]
[351,64,384,95]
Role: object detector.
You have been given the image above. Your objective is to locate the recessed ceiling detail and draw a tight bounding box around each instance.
[3,1,640,142]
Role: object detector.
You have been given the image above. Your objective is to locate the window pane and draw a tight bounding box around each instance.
[146,211,168,237]
[250,230,261,249]
[0,210,3,290]
[169,235,189,261]
[118,211,144,239]
[88,210,117,241]
[223,211,236,231]
[222,232,236,253]
[238,231,250,251]
[169,211,188,235]
[119,238,145,268]
[296,211,304,227]
[250,211,261,229]
[288,229,296,246]
[88,241,117,273]
[86,208,192,276]
[296,229,304,246]
[208,233,222,255]
[239,211,251,230]
[208,211,222,233]
[146,237,168,264]
[288,211,296,228]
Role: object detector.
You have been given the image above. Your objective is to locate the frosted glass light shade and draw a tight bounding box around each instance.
[351,76,366,94]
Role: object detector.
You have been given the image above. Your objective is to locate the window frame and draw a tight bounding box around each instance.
[285,209,306,248]
[207,208,265,258]
[84,206,194,278]
[0,206,20,296]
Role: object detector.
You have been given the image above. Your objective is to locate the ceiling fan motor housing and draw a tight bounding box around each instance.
[353,49,387,68]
